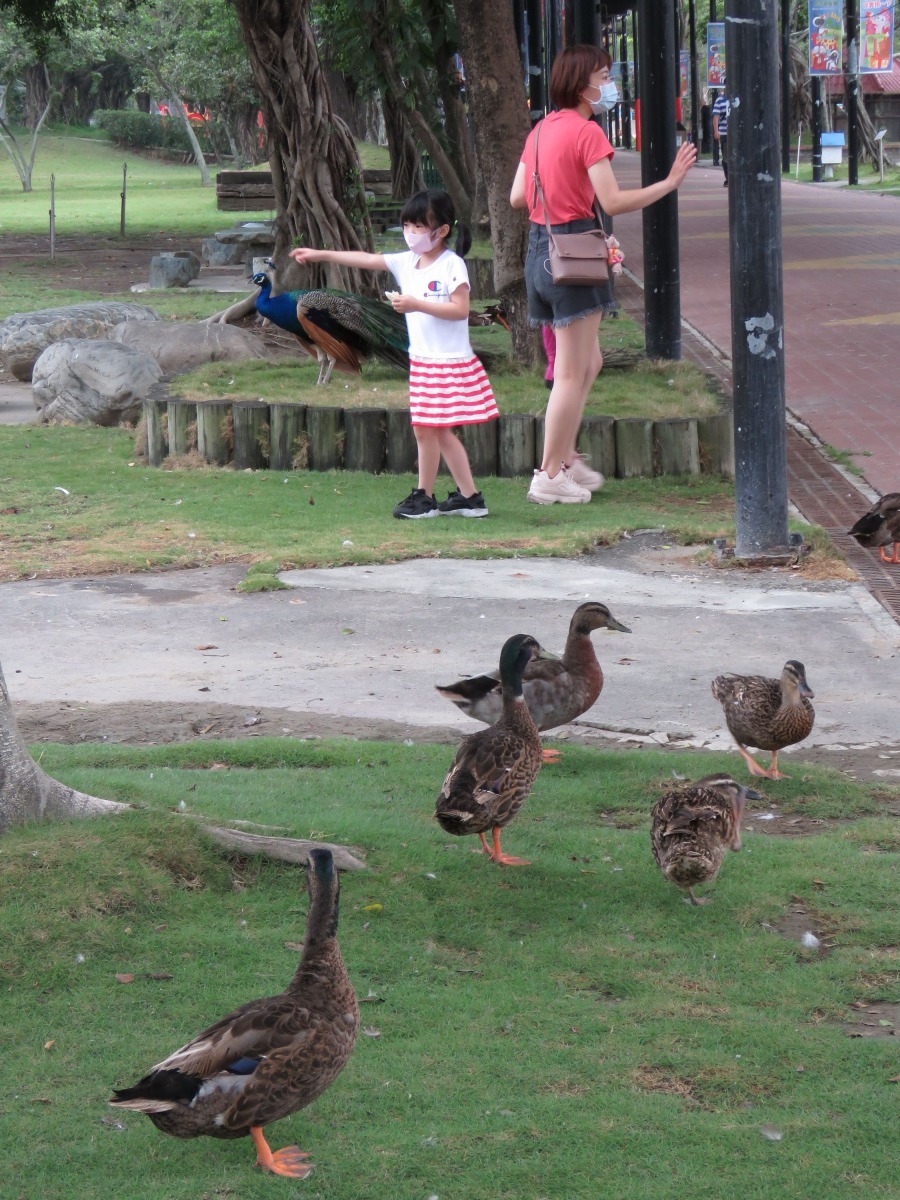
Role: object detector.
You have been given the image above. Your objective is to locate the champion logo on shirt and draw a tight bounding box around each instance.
[427,280,443,292]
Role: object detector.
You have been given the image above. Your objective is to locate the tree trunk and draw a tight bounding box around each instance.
[382,88,424,200]
[152,70,213,187]
[420,0,476,197]
[0,64,52,192]
[453,0,540,365]
[24,62,51,128]
[0,661,126,834]
[233,0,374,293]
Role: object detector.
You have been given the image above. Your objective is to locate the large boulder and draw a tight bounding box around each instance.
[32,339,163,426]
[0,301,159,382]
[105,319,270,374]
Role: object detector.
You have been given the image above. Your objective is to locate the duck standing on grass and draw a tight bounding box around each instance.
[436,601,630,761]
[651,774,761,906]
[711,660,815,781]
[109,849,358,1179]
[436,633,544,866]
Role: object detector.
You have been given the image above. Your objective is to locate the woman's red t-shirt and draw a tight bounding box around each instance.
[520,109,614,225]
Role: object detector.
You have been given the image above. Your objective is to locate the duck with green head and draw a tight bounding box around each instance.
[436,633,544,866]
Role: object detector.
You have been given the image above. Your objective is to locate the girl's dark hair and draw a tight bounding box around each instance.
[400,188,472,258]
[549,44,612,110]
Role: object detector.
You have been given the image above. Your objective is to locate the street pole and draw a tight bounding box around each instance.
[811,76,823,182]
[638,0,681,361]
[620,16,632,149]
[726,0,790,558]
[781,0,791,173]
[688,0,699,147]
[846,0,859,186]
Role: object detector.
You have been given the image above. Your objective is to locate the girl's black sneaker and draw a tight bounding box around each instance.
[436,490,489,518]
[392,488,438,519]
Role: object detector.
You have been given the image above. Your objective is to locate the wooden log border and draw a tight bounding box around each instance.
[144,400,734,480]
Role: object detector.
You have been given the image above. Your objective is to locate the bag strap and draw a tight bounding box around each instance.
[531,119,607,240]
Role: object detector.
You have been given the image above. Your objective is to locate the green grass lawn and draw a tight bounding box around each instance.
[0,424,736,581]
[3,738,898,1199]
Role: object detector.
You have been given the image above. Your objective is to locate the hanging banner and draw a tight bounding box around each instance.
[706,22,726,88]
[679,50,689,97]
[809,2,844,76]
[859,1,895,73]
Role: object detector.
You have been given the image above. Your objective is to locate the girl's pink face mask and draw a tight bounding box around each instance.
[403,227,439,254]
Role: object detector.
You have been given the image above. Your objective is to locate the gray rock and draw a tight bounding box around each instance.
[32,339,163,426]
[0,301,160,382]
[105,320,270,374]
[201,237,245,267]
[148,254,195,288]
[173,250,201,279]
[214,221,276,245]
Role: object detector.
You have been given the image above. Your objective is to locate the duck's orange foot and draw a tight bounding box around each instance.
[251,1127,313,1178]
[490,852,532,867]
[259,1146,313,1179]
[878,543,900,564]
[541,748,562,763]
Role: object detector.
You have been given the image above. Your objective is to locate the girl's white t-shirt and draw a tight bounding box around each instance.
[383,249,473,359]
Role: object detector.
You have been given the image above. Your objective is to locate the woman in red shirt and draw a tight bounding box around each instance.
[510,45,697,505]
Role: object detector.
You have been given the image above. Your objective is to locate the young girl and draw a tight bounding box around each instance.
[289,189,497,520]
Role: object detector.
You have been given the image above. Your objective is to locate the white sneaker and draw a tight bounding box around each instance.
[567,455,605,492]
[527,467,591,505]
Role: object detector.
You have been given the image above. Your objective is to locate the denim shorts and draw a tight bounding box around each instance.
[525,218,615,328]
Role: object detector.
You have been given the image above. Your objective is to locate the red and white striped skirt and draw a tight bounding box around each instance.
[408,355,499,428]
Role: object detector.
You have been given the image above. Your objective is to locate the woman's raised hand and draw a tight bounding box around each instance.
[668,141,698,188]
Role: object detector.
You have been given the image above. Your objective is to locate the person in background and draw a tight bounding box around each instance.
[712,84,730,187]
[290,189,497,520]
[510,43,696,505]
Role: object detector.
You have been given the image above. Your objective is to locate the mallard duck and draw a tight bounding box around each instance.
[435,601,630,760]
[435,633,543,866]
[848,492,900,564]
[711,660,815,780]
[651,773,761,906]
[109,849,358,1178]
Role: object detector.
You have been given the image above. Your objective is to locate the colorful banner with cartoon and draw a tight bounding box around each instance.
[809,2,844,76]
[859,1,895,73]
[679,50,689,97]
[707,22,725,88]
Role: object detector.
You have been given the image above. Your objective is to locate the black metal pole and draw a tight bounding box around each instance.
[638,0,680,361]
[846,0,859,186]
[781,0,791,173]
[688,0,699,146]
[811,76,823,182]
[620,16,632,149]
[725,0,789,557]
[709,1,717,20]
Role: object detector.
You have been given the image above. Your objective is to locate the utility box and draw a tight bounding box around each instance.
[821,132,845,165]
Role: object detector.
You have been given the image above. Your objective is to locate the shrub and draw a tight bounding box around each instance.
[93,109,225,158]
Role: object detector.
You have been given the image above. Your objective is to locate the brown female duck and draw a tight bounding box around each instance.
[711,659,815,780]
[436,633,543,866]
[651,773,760,906]
[109,849,358,1178]
[436,601,630,759]
[848,492,900,564]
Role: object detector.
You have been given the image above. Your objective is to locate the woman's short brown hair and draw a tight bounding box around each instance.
[549,44,613,110]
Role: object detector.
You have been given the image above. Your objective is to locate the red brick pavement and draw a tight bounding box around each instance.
[611,152,900,497]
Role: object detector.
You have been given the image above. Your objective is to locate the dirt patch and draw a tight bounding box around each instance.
[762,900,836,957]
[841,1001,900,1039]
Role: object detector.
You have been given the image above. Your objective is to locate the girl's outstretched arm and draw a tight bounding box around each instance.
[289,246,388,272]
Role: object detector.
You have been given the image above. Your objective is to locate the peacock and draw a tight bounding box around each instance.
[251,270,409,386]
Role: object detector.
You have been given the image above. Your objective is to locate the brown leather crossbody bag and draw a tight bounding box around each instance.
[532,120,610,286]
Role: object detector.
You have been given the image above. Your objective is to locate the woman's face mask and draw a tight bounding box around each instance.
[584,80,619,114]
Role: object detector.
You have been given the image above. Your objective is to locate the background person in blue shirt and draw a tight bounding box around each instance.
[712,87,730,186]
